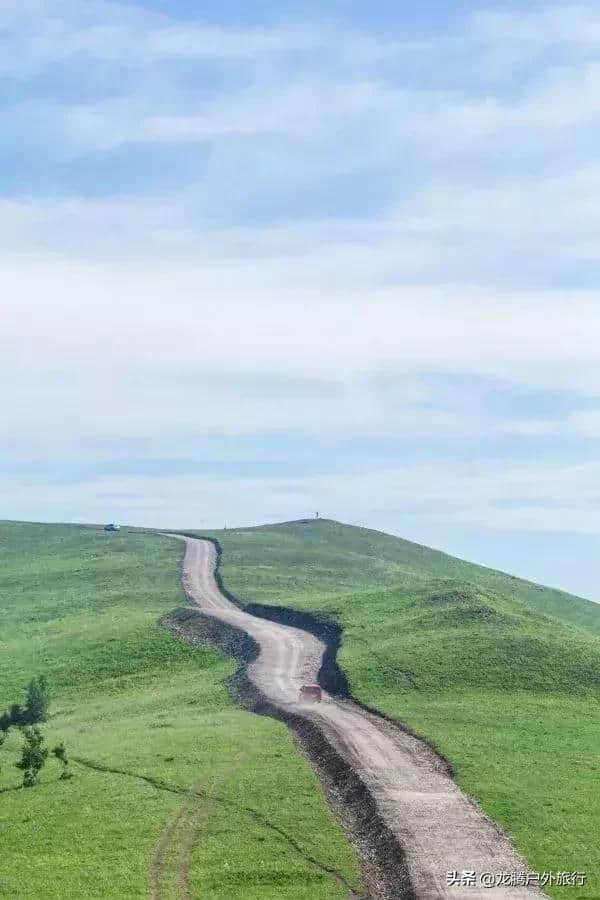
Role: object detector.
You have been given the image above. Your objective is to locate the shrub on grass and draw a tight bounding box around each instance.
[16,727,48,788]
[52,742,72,780]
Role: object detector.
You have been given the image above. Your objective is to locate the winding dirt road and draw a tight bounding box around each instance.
[173,535,544,899]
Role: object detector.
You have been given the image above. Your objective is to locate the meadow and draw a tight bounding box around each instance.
[0,522,361,899]
[200,518,600,900]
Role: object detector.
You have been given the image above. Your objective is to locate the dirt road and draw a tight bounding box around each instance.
[173,536,544,899]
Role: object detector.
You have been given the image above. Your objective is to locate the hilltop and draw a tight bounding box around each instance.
[207,517,600,632]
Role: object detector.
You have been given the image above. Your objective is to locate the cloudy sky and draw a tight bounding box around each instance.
[3,1,600,599]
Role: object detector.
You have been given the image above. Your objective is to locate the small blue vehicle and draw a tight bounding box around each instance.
[104,523,121,532]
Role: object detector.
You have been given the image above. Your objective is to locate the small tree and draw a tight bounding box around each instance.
[16,727,48,787]
[52,742,72,780]
[24,676,50,725]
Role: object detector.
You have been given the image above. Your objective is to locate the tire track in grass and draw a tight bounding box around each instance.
[178,796,203,898]
[149,790,202,900]
[149,804,188,900]
[72,757,358,896]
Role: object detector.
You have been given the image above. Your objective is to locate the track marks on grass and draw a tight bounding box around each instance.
[178,800,202,898]
[149,791,202,900]
[72,756,359,896]
[149,804,187,899]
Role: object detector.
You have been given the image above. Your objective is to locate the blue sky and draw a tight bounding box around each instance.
[3,1,600,599]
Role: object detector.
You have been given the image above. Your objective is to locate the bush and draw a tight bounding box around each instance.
[16,727,48,788]
[52,741,72,780]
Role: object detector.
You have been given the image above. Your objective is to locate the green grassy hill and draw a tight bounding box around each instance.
[0,522,360,899]
[200,519,600,900]
[3,517,599,899]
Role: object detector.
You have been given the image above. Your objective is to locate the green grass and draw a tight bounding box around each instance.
[0,522,361,899]
[198,518,600,899]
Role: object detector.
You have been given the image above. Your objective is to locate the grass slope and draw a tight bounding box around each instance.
[200,519,600,899]
[0,522,361,899]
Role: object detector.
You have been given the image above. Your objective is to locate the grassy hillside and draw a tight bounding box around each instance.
[200,519,600,900]
[0,522,361,899]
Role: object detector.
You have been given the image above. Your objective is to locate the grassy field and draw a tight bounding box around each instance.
[0,522,361,899]
[198,519,600,900]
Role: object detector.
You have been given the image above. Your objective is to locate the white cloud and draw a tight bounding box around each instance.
[1,254,598,373]
[5,0,600,172]
[472,5,600,46]
[495,420,560,436]
[0,2,321,73]
[567,410,600,436]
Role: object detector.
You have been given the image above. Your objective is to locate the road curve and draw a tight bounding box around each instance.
[172,535,544,900]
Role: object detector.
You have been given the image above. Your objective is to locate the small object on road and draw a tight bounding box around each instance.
[103,523,120,532]
[300,684,322,703]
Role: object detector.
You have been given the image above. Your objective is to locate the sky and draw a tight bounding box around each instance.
[2,1,600,600]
